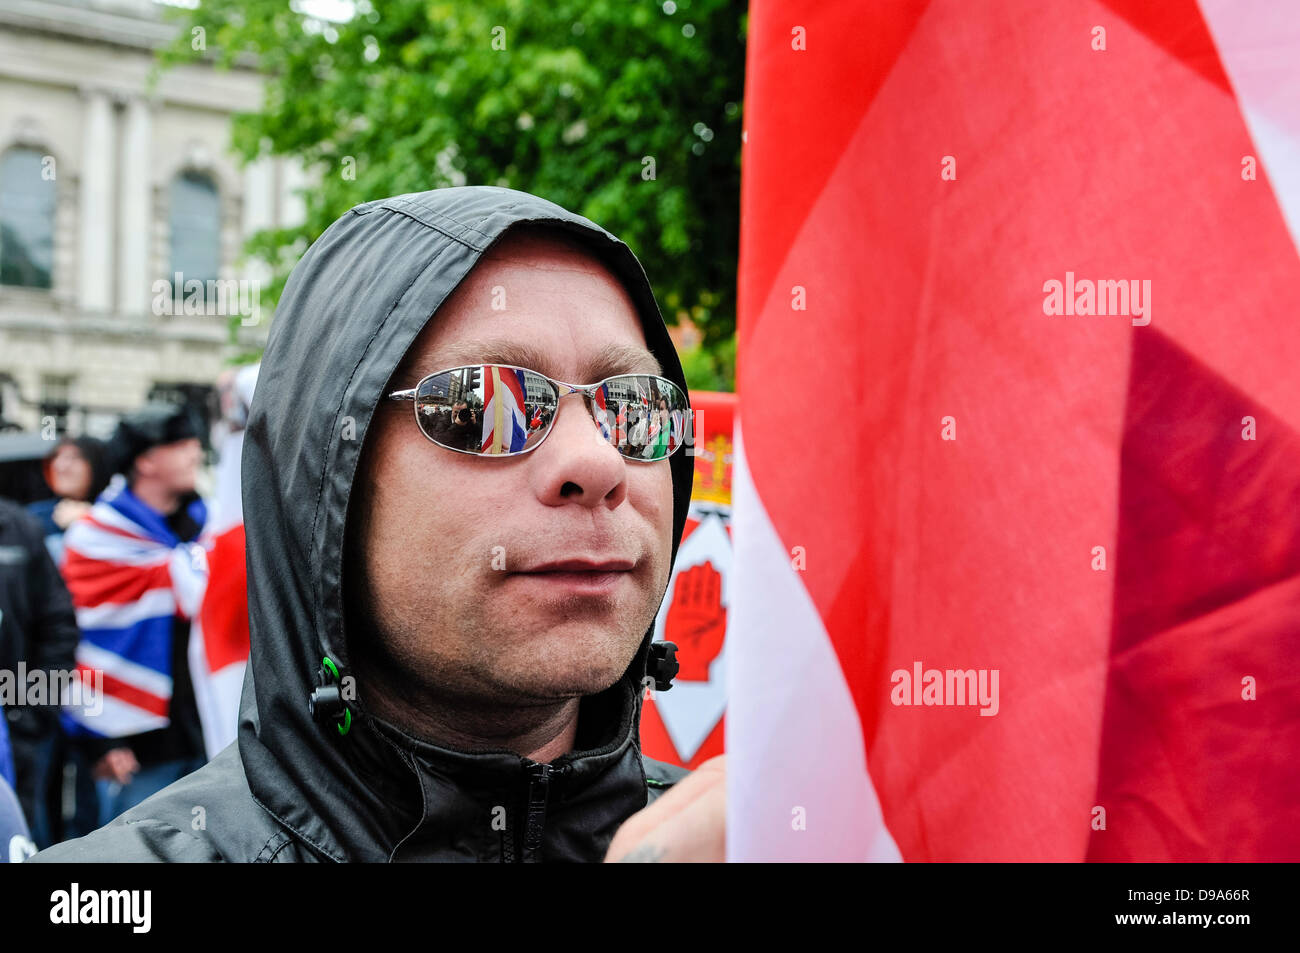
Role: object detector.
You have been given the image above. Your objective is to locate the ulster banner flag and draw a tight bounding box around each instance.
[729,1,1300,861]
[642,392,736,770]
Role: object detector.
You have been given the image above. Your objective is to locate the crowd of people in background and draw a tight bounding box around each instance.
[0,367,257,859]
[521,395,679,459]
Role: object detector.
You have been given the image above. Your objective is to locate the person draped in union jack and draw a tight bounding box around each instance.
[60,404,211,828]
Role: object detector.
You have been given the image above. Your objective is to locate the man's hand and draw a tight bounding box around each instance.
[93,747,140,785]
[604,755,725,862]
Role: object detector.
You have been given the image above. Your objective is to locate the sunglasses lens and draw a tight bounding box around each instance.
[594,376,690,462]
[414,365,559,455]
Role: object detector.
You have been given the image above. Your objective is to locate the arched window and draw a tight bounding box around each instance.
[0,148,56,289]
[169,170,220,294]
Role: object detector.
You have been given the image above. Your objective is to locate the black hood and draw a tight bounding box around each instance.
[238,186,694,861]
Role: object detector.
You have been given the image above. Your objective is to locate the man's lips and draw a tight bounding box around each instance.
[509,558,636,595]
[516,558,636,573]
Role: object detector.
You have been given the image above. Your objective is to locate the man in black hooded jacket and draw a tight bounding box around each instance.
[33,186,717,863]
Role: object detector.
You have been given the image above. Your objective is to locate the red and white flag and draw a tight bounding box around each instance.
[189,366,258,759]
[729,1,1300,861]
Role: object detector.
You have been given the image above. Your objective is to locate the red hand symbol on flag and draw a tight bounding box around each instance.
[664,561,726,681]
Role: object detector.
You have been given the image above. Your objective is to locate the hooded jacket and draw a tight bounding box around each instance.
[33,186,695,863]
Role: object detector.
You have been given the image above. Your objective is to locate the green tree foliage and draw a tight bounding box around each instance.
[161,0,743,390]
[677,334,735,393]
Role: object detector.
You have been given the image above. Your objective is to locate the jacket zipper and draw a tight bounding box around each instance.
[519,762,554,862]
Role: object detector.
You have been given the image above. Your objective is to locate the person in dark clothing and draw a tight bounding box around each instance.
[34,186,723,863]
[0,496,80,849]
[55,406,209,830]
[426,401,478,452]
[26,435,112,844]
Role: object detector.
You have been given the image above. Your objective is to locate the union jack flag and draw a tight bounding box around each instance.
[592,387,614,443]
[480,365,529,453]
[61,478,209,739]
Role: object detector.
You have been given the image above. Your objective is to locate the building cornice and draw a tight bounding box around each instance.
[0,0,176,53]
[0,299,269,348]
[0,1,264,111]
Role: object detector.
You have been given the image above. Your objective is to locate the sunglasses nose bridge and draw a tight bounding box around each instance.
[552,380,602,412]
[547,382,614,443]
[552,379,598,398]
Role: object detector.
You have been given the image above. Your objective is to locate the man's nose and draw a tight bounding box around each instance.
[528,393,628,509]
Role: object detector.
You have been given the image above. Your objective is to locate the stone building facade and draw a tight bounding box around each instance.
[0,0,302,437]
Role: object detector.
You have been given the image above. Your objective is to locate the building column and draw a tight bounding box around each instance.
[77,87,116,312]
[242,155,274,234]
[242,156,276,291]
[279,156,308,229]
[117,95,152,317]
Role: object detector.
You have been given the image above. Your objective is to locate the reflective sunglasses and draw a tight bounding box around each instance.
[386,363,691,461]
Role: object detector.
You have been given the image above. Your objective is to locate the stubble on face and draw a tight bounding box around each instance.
[345,229,676,746]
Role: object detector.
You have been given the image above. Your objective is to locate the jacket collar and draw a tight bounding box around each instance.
[316,672,648,862]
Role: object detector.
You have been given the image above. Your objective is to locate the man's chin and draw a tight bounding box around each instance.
[500,672,624,703]
[480,636,641,701]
